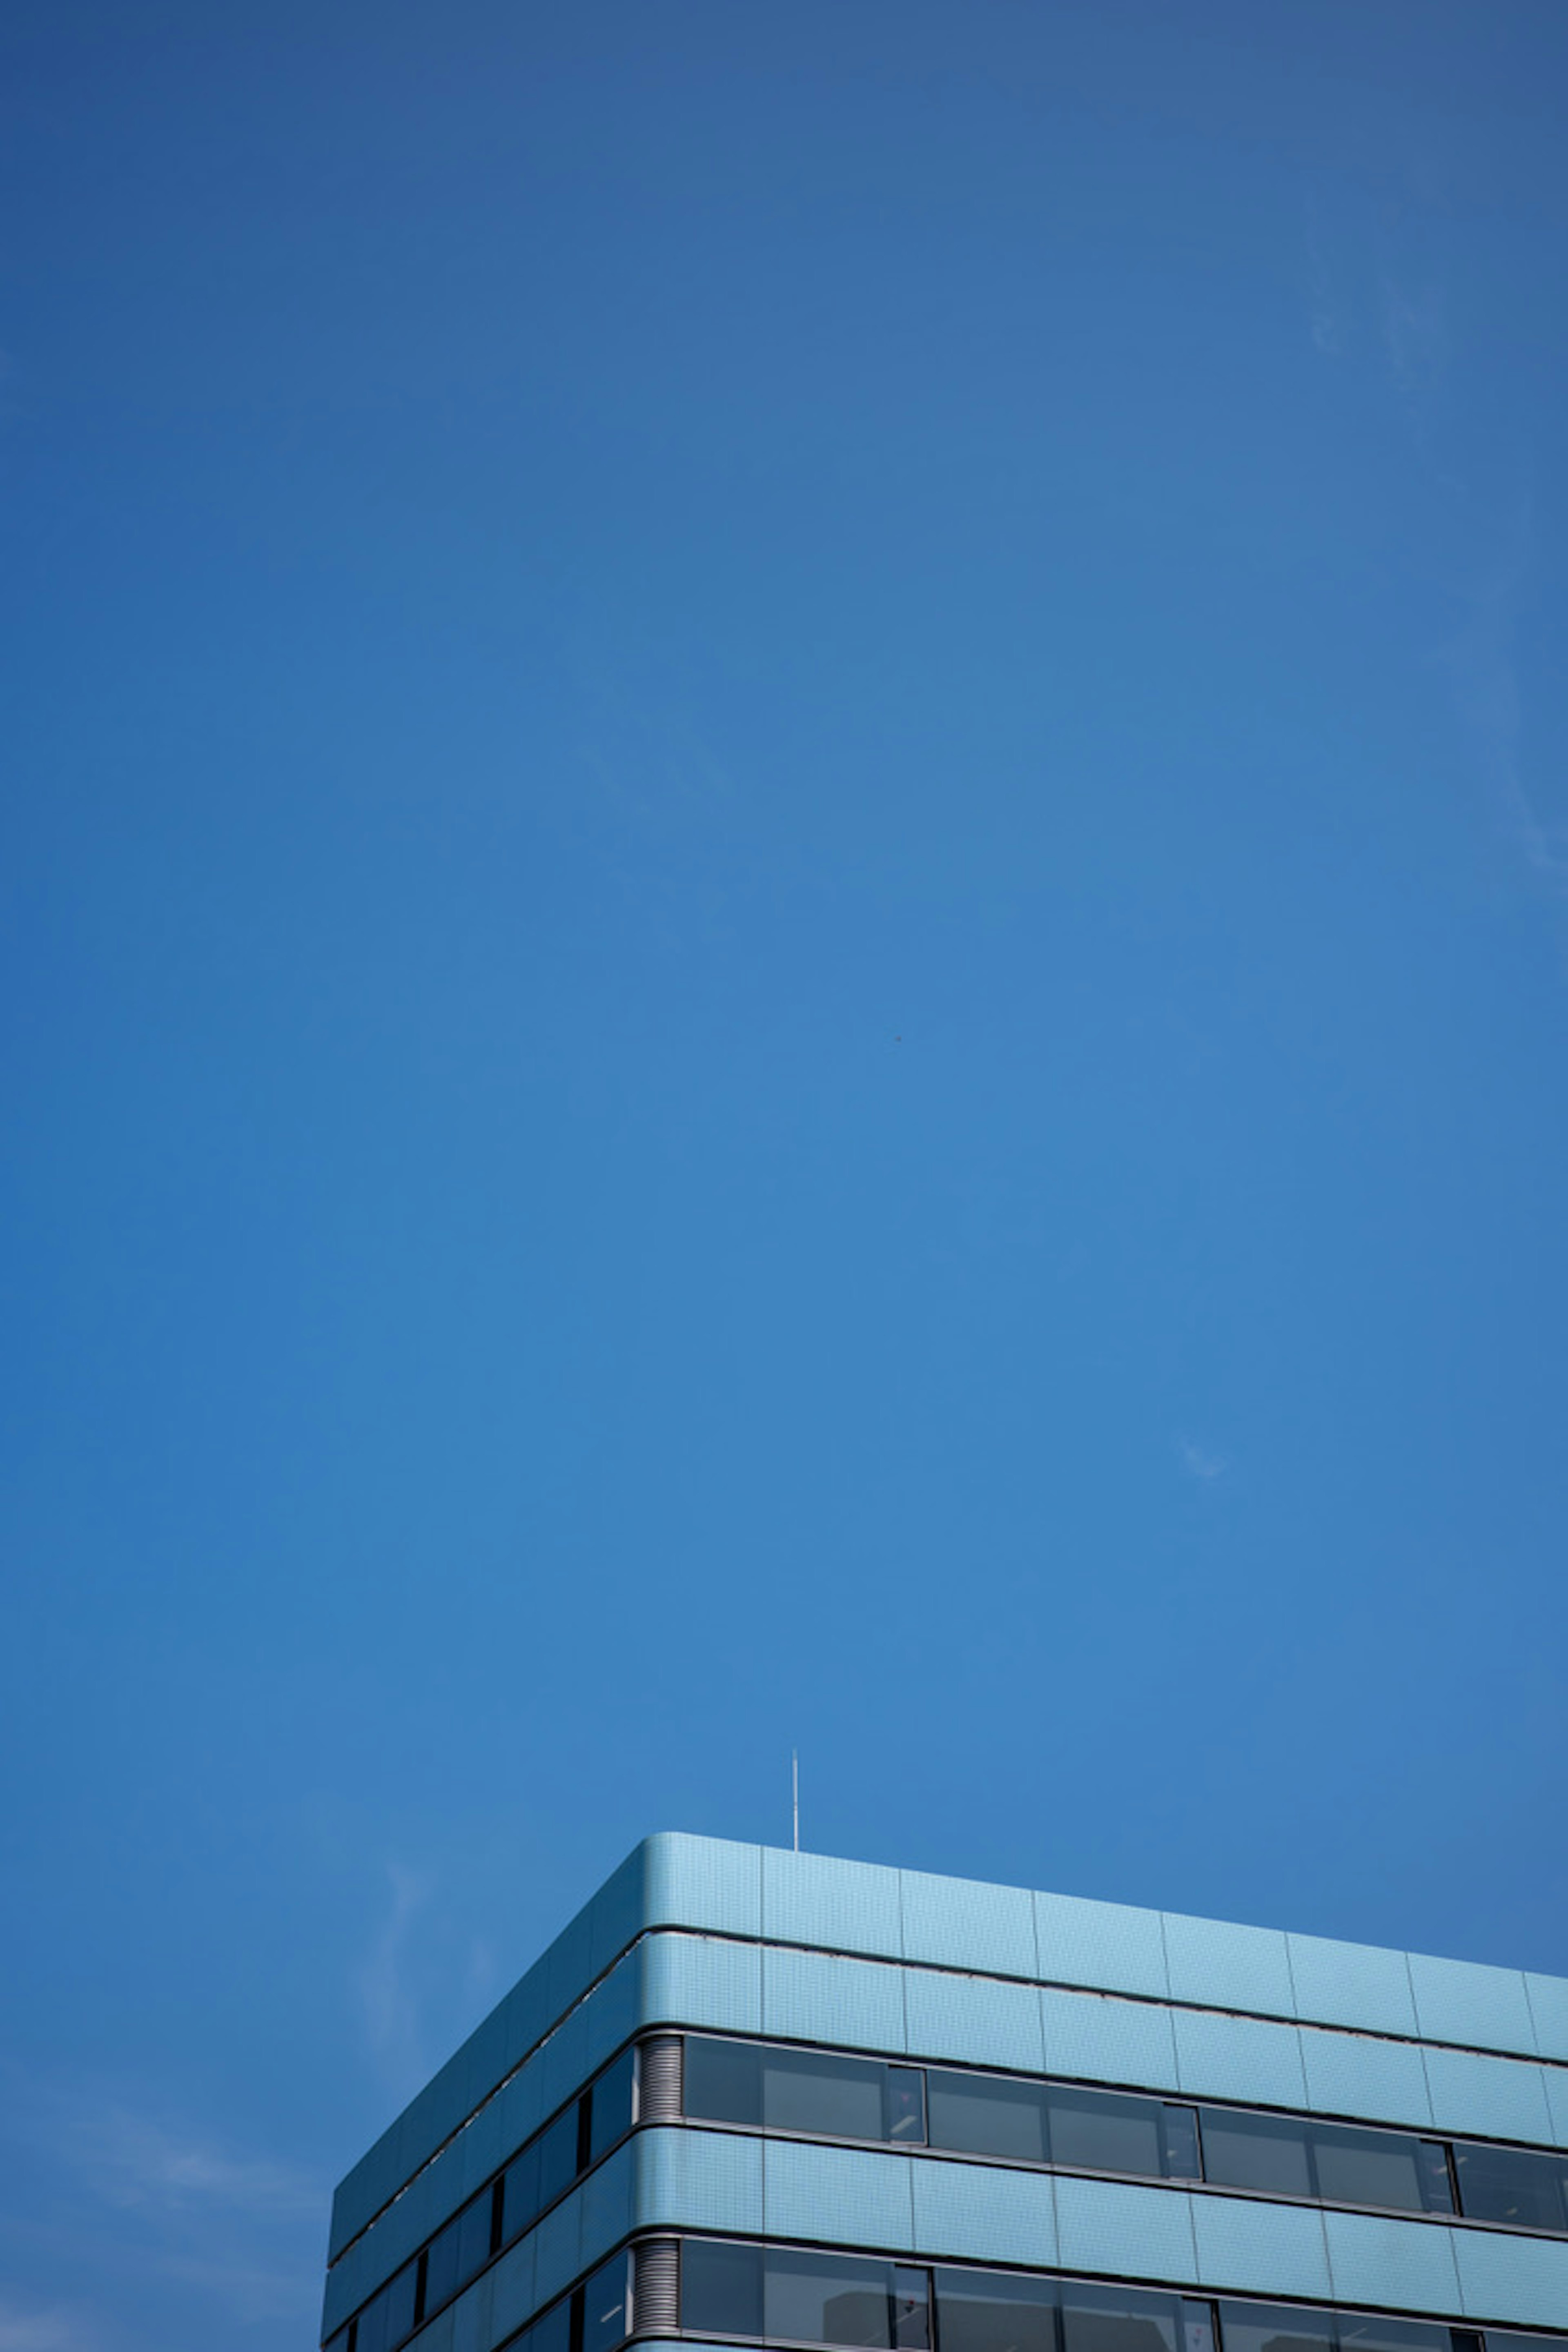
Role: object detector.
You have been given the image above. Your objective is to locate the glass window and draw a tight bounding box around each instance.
[886,2067,928,2144]
[1218,2305,1335,2352]
[590,2048,637,2162]
[1062,2284,1183,2352]
[386,2262,419,2347]
[1200,2111,1314,2198]
[1048,2088,1165,2179]
[1184,2306,1216,2352]
[765,2250,899,2349]
[582,2252,630,2352]
[684,2037,766,2127]
[928,2071,1049,2163]
[354,2263,419,2352]
[354,2296,389,2352]
[1164,2109,1203,2182]
[1418,2143,1457,2215]
[894,2268,931,2352]
[1454,2145,1568,2234]
[1311,2126,1430,2214]
[935,2267,1058,2352]
[1339,2320,1452,2352]
[762,2049,889,2141]
[537,2105,581,2210]
[531,2294,574,2352]
[423,2212,461,2315]
[502,2139,541,2243]
[683,2239,765,2338]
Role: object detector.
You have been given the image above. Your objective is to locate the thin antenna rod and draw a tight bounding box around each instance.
[792,1750,800,1853]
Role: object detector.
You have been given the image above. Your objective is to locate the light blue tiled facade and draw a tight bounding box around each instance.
[324,1836,1568,2352]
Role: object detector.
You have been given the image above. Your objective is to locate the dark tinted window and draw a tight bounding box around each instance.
[1048,2089,1164,2179]
[423,2206,464,2313]
[1200,2111,1314,2198]
[1061,2284,1182,2352]
[894,2268,931,2350]
[765,2251,900,2350]
[935,2267,1058,2352]
[1220,2305,1335,2352]
[762,2049,888,2141]
[684,2239,765,2337]
[928,2071,1049,2162]
[1312,2127,1430,2214]
[590,2049,637,2162]
[582,2252,630,2352]
[502,2139,541,2243]
[1454,2145,1568,2234]
[355,2263,419,2352]
[354,2298,388,2352]
[532,2295,574,2352]
[537,2105,581,2209]
[1164,2109,1202,2182]
[684,2037,764,2127]
[886,2068,927,2144]
[1418,2143,1456,2215]
[1338,2321,1452,2352]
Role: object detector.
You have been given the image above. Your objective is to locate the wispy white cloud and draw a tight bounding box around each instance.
[61,2104,320,2221]
[1307,148,1564,907]
[0,2074,327,2334]
[1178,1437,1229,1484]
[0,2300,98,2352]
[356,1861,435,2094]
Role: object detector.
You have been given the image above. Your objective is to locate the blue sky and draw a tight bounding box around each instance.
[2,4,1567,2346]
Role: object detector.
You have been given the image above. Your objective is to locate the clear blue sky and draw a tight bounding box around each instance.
[2,5,1566,2346]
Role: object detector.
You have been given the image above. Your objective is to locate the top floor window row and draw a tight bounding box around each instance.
[677,2035,1568,2237]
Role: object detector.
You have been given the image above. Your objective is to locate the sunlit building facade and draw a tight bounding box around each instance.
[321,1836,1568,2352]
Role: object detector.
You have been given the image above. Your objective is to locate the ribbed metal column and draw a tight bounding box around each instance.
[633,2237,680,2336]
[637,2035,683,2123]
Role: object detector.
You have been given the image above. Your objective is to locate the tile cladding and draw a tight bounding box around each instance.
[325,1836,1568,2352]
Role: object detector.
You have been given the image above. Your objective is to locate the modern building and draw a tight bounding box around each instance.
[321,1836,1568,2352]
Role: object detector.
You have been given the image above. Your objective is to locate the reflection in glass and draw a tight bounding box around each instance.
[1339,2318,1452,2352]
[531,2292,573,2352]
[935,2267,1058,2352]
[582,2252,630,2352]
[766,2251,898,2349]
[1218,2303,1335,2352]
[502,2139,540,2245]
[1417,2143,1456,2215]
[683,2239,765,2338]
[536,2105,580,2210]
[928,2072,1049,2163]
[1048,2089,1164,2178]
[894,2267,931,2350]
[590,2048,637,2162]
[685,2037,765,2128]
[1454,2145,1568,2234]
[1200,2111,1314,2198]
[886,2067,928,2143]
[763,2051,888,2141]
[1061,2283,1181,2352]
[1163,2108,1203,2182]
[1312,2127,1428,2214]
